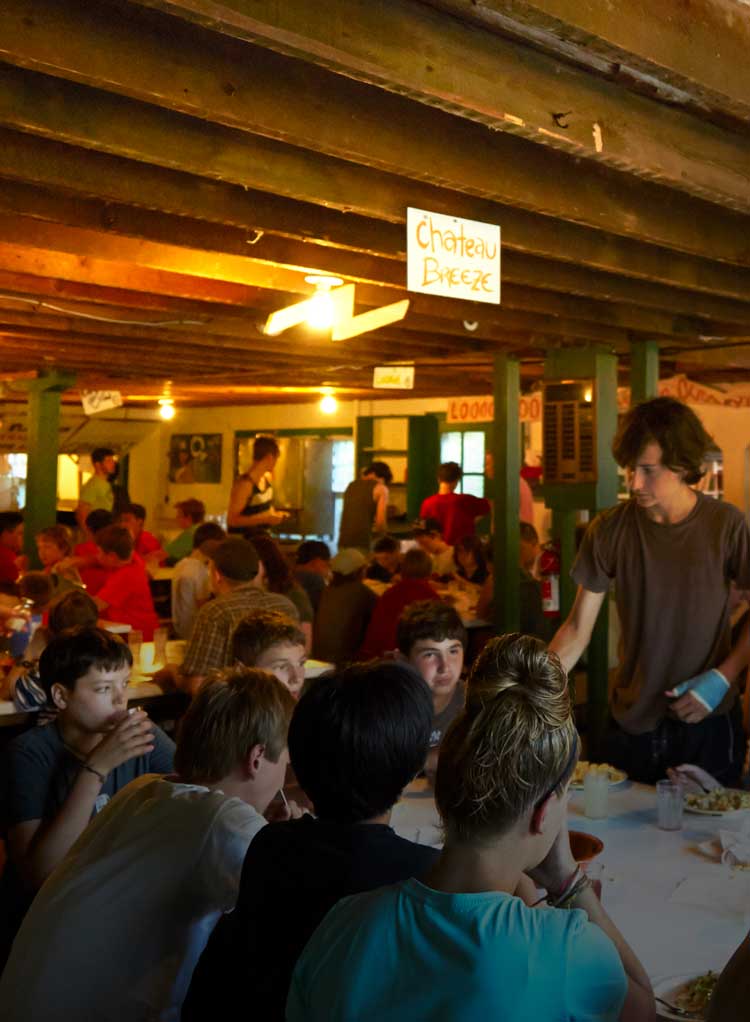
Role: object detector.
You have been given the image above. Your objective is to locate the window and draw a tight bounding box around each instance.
[440,431,485,497]
[331,440,355,546]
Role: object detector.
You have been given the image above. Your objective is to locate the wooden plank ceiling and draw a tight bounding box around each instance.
[0,0,748,408]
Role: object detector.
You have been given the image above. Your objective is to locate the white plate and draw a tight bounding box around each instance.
[684,790,750,816]
[653,973,716,1021]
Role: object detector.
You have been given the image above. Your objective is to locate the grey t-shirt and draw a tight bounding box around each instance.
[429,682,466,748]
[572,493,750,734]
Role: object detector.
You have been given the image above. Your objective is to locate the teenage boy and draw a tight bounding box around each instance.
[116,502,168,567]
[549,396,750,784]
[0,668,296,1022]
[227,435,288,534]
[232,610,307,699]
[182,660,437,1022]
[68,508,113,594]
[359,548,439,659]
[294,539,331,613]
[94,524,160,639]
[166,497,206,563]
[0,627,174,966]
[420,461,490,546]
[397,600,467,753]
[412,517,457,576]
[171,521,226,639]
[76,446,116,528]
[0,511,25,583]
[338,461,392,553]
[366,535,402,583]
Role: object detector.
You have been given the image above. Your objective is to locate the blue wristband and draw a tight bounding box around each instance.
[668,669,730,712]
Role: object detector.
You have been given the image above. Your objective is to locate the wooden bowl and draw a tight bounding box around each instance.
[569,830,604,862]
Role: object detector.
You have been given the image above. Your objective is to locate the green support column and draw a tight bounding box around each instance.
[23,372,75,566]
[630,340,659,404]
[491,354,520,634]
[551,508,577,620]
[406,415,439,520]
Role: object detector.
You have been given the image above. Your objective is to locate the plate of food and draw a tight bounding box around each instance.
[571,760,628,789]
[684,788,750,816]
[653,971,718,1021]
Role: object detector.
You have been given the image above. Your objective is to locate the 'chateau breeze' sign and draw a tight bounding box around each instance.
[406,208,501,304]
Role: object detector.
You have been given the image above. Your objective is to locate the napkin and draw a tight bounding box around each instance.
[697,819,750,868]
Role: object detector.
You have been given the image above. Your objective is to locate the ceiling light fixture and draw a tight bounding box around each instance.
[158,397,176,420]
[264,275,409,341]
[319,393,338,414]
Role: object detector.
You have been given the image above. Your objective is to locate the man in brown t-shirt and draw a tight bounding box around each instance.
[549,397,750,785]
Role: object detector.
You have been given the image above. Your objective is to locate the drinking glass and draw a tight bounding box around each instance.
[656,779,683,830]
[127,630,143,668]
[153,627,168,668]
[583,771,609,819]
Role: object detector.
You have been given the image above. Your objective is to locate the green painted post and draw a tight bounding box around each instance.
[407,415,439,520]
[631,340,659,404]
[23,372,75,566]
[551,508,578,620]
[491,354,520,634]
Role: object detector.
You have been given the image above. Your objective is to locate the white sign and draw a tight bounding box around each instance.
[373,365,415,390]
[447,394,541,424]
[81,390,123,416]
[407,207,501,304]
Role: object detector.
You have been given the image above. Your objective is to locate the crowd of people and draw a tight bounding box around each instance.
[0,398,748,1019]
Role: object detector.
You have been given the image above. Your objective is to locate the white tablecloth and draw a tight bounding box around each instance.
[391,779,750,988]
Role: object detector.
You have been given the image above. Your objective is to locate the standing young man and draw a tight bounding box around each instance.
[76,447,116,528]
[549,397,750,785]
[338,461,392,554]
[228,436,288,535]
[420,461,490,546]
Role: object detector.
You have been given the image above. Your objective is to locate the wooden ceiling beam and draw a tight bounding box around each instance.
[2,24,750,277]
[2,177,739,341]
[3,124,750,324]
[448,0,750,122]
[119,0,750,209]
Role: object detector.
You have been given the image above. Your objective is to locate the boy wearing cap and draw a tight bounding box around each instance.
[313,549,377,666]
[177,538,299,693]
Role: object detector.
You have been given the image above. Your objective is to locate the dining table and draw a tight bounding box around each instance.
[391,777,750,1017]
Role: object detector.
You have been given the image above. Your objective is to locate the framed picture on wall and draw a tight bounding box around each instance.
[169,434,222,484]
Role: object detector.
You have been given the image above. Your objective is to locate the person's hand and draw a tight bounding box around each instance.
[265,797,307,822]
[667,763,720,794]
[666,669,729,723]
[266,510,289,526]
[152,665,178,692]
[527,815,578,895]
[86,710,155,776]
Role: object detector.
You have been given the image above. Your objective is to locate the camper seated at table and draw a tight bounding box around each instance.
[313,549,376,667]
[412,516,457,577]
[1,590,98,713]
[165,497,206,564]
[116,502,168,569]
[0,627,174,969]
[359,548,440,660]
[232,609,307,700]
[0,511,26,584]
[454,534,490,585]
[182,660,438,1022]
[64,508,114,594]
[287,635,655,1022]
[171,522,226,639]
[93,524,160,639]
[0,668,298,1022]
[396,600,466,783]
[35,525,83,592]
[252,534,314,653]
[366,534,402,583]
[293,540,331,614]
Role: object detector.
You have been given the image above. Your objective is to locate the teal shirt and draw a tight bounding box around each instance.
[165,526,197,562]
[288,878,627,1022]
[79,475,113,512]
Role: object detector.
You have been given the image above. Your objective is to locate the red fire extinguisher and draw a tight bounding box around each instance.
[538,541,561,618]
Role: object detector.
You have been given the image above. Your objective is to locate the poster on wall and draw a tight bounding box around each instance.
[168,434,222,484]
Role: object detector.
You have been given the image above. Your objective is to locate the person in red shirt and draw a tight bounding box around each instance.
[93,525,160,639]
[358,548,441,659]
[117,503,167,569]
[419,462,490,546]
[70,509,114,595]
[0,512,25,584]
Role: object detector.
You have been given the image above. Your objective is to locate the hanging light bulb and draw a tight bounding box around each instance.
[304,275,343,331]
[158,398,176,420]
[319,393,338,414]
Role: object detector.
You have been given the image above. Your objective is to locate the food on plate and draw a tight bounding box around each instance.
[684,788,750,813]
[571,760,626,786]
[673,971,718,1017]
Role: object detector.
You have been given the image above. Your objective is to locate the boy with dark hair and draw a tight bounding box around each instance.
[65,508,114,594]
[94,525,160,639]
[0,626,174,965]
[232,609,307,698]
[338,461,392,552]
[397,600,467,773]
[420,461,490,546]
[171,520,226,638]
[413,516,457,576]
[182,660,437,1022]
[366,535,401,583]
[166,497,206,562]
[0,667,296,1022]
[0,511,25,583]
[294,539,331,613]
[76,447,116,528]
[359,547,440,659]
[228,434,288,534]
[550,396,750,784]
[117,502,167,566]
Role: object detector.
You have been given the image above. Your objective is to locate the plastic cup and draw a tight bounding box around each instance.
[656,779,683,830]
[127,630,143,667]
[583,771,609,819]
[153,627,168,668]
